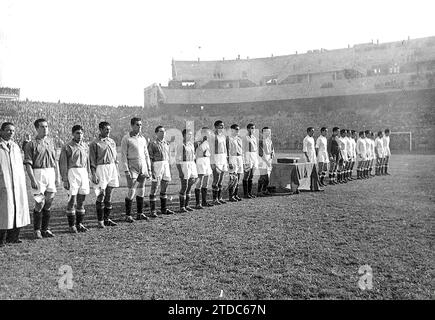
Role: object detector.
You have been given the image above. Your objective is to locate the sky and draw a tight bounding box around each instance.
[0,0,434,106]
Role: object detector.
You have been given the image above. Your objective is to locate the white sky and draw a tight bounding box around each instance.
[0,0,433,106]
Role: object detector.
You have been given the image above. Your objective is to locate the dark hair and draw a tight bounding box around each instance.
[182,128,192,136]
[320,127,327,132]
[307,127,314,133]
[351,130,356,134]
[1,122,14,131]
[385,128,390,134]
[340,129,346,134]
[247,123,255,129]
[364,130,370,135]
[34,118,47,129]
[377,131,383,137]
[99,121,110,130]
[230,124,240,130]
[359,131,365,137]
[332,127,339,132]
[262,127,270,132]
[214,120,223,127]
[130,117,141,125]
[155,125,164,133]
[72,125,84,133]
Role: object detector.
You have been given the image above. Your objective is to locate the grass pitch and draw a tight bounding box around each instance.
[0,154,433,299]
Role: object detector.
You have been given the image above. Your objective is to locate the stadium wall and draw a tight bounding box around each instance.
[155,73,432,106]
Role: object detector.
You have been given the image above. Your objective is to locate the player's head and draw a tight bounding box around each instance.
[351,130,356,138]
[214,120,224,133]
[340,129,346,137]
[320,127,328,136]
[384,128,390,136]
[262,126,271,138]
[377,131,383,137]
[130,117,142,133]
[72,125,84,143]
[346,129,351,137]
[332,127,339,136]
[99,121,111,137]
[359,131,365,138]
[306,127,314,137]
[201,126,211,139]
[182,128,193,141]
[155,125,165,140]
[0,122,15,141]
[247,123,255,134]
[230,124,240,136]
[34,118,48,137]
[364,130,370,137]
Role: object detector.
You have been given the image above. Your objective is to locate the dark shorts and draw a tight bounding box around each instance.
[330,153,340,163]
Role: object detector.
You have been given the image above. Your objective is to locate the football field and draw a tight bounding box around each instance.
[0,154,433,299]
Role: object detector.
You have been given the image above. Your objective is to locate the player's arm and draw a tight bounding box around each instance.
[25,164,38,190]
[240,136,247,164]
[120,136,130,178]
[175,144,183,178]
[147,141,156,178]
[144,139,152,176]
[23,143,38,189]
[258,139,264,158]
[225,136,233,170]
[89,141,97,176]
[327,137,332,158]
[315,138,320,157]
[86,152,92,183]
[302,138,309,162]
[88,141,99,184]
[58,145,69,189]
[271,140,275,159]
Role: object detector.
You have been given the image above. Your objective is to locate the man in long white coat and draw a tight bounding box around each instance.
[0,122,30,246]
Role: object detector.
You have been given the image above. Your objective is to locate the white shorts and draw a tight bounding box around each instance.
[317,151,329,164]
[178,161,198,179]
[95,163,119,189]
[212,153,228,172]
[152,160,171,182]
[229,155,244,174]
[258,154,273,175]
[68,167,90,196]
[127,158,150,180]
[32,168,57,202]
[340,152,349,162]
[357,154,367,162]
[244,151,259,171]
[196,157,213,176]
[384,147,391,157]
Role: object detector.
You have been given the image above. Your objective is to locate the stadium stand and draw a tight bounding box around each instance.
[1,87,434,153]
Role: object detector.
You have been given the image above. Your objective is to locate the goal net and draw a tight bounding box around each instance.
[390,131,412,152]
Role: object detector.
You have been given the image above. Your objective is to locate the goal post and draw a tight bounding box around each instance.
[390,131,412,152]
